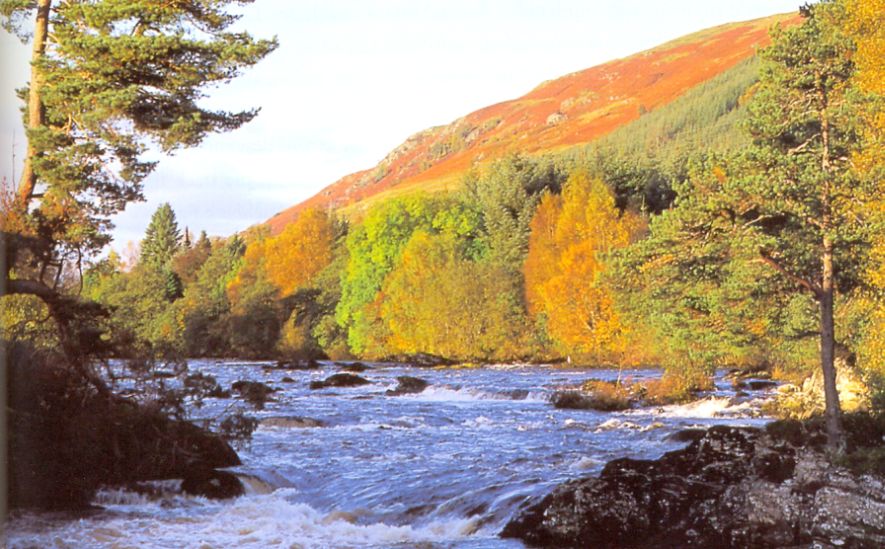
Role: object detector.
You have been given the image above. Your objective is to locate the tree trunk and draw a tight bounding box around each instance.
[17,0,52,204]
[815,69,844,453]
[820,235,844,453]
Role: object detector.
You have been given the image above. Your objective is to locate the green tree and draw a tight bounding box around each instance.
[334,195,441,356]
[0,0,276,386]
[622,5,874,450]
[141,203,182,267]
[462,153,566,269]
[140,202,183,299]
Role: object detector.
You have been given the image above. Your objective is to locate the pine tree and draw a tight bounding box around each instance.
[0,0,276,385]
[622,4,875,451]
[141,203,182,268]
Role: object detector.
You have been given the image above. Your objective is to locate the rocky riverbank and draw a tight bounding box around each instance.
[502,417,885,548]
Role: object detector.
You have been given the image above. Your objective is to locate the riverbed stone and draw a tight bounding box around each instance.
[181,469,244,500]
[309,373,370,389]
[501,424,885,548]
[261,416,326,428]
[387,376,429,396]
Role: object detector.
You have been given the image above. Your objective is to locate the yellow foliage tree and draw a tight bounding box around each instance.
[264,209,337,297]
[381,231,526,361]
[842,0,885,399]
[229,209,336,301]
[524,173,644,363]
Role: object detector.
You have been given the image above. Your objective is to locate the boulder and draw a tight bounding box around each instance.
[386,376,429,396]
[273,359,321,370]
[384,353,456,368]
[746,380,778,391]
[181,469,244,500]
[261,416,326,428]
[551,389,629,411]
[231,380,276,408]
[551,391,598,410]
[309,373,370,389]
[501,424,885,548]
[339,361,372,373]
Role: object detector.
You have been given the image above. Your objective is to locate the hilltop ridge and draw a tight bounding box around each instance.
[268,12,799,232]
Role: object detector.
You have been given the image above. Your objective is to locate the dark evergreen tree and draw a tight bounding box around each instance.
[141,203,182,267]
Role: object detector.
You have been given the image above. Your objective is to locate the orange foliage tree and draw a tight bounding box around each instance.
[230,208,337,300]
[524,173,644,363]
[263,208,337,296]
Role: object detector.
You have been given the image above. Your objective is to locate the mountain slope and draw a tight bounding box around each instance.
[268,12,799,232]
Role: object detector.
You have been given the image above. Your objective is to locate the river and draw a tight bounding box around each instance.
[6,361,776,548]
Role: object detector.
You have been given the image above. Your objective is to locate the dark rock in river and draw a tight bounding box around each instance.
[7,343,243,510]
[501,424,885,548]
[551,391,597,410]
[665,427,708,443]
[261,416,326,428]
[339,361,372,373]
[387,376,429,396]
[231,380,276,408]
[181,469,244,499]
[383,352,456,367]
[550,390,627,411]
[281,376,295,383]
[274,358,321,370]
[310,373,370,389]
[746,380,778,391]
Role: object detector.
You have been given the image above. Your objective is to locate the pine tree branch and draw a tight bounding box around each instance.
[757,248,822,299]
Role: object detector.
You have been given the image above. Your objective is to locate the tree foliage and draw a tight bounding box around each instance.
[524,173,644,363]
[1,0,276,385]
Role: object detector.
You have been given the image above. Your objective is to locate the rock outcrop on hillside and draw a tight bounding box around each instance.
[502,421,885,548]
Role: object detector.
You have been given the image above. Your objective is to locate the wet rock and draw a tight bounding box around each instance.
[181,469,244,500]
[665,428,707,443]
[746,380,778,391]
[261,416,326,428]
[275,358,321,370]
[387,376,429,396]
[281,376,295,383]
[501,425,885,548]
[231,380,276,408]
[339,361,372,373]
[384,353,456,368]
[506,389,530,400]
[551,391,597,410]
[551,390,628,411]
[309,373,370,389]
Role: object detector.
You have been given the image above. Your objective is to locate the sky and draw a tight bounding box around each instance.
[1,0,802,249]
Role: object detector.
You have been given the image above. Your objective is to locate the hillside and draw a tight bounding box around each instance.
[268,12,799,232]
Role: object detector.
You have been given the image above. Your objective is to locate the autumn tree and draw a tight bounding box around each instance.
[524,173,643,363]
[0,0,276,388]
[840,0,885,404]
[381,231,527,360]
[172,230,212,285]
[263,208,338,296]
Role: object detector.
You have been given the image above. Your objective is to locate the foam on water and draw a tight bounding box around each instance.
[627,396,758,419]
[406,385,546,403]
[8,490,480,549]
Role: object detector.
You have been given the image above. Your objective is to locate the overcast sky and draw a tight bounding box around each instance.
[1,0,801,249]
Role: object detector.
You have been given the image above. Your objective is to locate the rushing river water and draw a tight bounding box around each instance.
[7,361,777,548]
